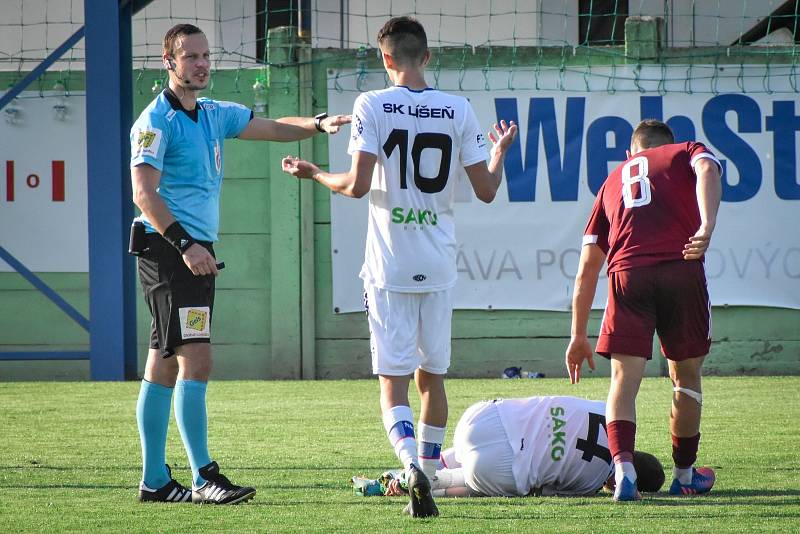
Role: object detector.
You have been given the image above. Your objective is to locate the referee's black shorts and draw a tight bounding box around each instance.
[137,233,216,358]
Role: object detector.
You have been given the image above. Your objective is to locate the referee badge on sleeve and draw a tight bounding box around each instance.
[132,127,163,158]
[179,306,211,339]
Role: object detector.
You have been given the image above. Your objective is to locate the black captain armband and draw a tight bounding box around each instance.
[163,221,196,254]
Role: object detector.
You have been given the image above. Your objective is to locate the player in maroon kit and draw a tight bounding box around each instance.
[565,120,722,501]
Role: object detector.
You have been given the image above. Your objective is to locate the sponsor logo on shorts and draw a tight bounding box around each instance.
[413,274,427,282]
[178,306,211,340]
[186,310,207,331]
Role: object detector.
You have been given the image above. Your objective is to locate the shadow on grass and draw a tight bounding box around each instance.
[4,465,799,503]
[643,489,800,504]
[0,484,131,490]
[1,465,389,472]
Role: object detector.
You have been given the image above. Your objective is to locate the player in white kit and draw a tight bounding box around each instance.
[354,396,664,498]
[444,396,662,497]
[282,16,517,517]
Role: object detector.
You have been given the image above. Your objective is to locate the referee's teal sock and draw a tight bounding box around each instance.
[136,380,173,489]
[174,379,212,488]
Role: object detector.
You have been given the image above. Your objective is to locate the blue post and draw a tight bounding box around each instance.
[84,1,137,380]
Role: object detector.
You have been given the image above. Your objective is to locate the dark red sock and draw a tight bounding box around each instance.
[607,420,636,464]
[672,433,701,469]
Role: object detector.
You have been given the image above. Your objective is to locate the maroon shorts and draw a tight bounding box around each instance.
[596,260,711,361]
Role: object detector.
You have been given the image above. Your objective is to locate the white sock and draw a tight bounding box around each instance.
[673,466,694,485]
[431,467,465,491]
[615,461,637,484]
[382,405,418,471]
[417,422,446,480]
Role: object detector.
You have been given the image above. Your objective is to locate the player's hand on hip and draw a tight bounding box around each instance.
[683,227,712,260]
[182,243,218,277]
[281,156,320,180]
[323,114,352,134]
[565,335,595,384]
[488,120,518,155]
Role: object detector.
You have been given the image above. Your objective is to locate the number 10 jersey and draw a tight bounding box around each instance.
[348,86,488,292]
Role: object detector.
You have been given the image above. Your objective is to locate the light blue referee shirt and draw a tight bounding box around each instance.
[130,89,253,242]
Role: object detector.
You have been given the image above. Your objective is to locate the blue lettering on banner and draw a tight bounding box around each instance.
[388,420,415,445]
[493,94,798,203]
[766,100,800,200]
[702,94,762,202]
[586,116,632,194]
[639,96,696,142]
[495,97,585,202]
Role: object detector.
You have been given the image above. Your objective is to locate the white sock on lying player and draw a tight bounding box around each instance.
[431,467,470,497]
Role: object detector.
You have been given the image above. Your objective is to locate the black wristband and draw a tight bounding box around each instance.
[163,221,196,253]
[314,112,328,133]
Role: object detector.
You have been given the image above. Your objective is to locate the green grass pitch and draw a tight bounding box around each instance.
[1,376,798,532]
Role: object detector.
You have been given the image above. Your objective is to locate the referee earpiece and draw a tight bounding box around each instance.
[166,58,191,85]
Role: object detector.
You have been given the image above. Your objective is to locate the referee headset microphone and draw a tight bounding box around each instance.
[167,58,191,85]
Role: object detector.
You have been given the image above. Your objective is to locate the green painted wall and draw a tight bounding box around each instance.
[1,27,799,380]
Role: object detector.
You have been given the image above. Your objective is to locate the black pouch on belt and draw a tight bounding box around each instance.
[128,219,148,255]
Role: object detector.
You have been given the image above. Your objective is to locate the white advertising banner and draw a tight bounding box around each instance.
[328,67,800,312]
[0,92,88,272]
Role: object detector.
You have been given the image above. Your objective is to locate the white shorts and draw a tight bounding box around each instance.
[364,284,453,376]
[453,401,518,497]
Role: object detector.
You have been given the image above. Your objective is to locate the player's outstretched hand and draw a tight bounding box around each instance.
[322,114,352,134]
[488,120,518,155]
[683,226,712,260]
[565,335,595,384]
[282,156,321,180]
[182,243,219,277]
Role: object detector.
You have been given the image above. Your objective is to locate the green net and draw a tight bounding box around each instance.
[0,0,798,97]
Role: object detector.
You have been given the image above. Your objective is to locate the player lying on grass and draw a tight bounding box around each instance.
[353,395,664,498]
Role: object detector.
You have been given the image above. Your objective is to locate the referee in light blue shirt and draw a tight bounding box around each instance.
[130,23,350,505]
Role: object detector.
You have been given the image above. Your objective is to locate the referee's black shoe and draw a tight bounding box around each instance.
[406,464,439,518]
[192,461,256,505]
[138,465,192,503]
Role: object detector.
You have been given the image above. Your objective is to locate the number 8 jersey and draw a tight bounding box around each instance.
[348,86,488,292]
[583,142,722,273]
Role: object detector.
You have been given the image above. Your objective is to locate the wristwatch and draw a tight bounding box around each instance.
[314,112,329,133]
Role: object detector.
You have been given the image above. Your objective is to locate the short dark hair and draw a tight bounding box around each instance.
[633,451,666,492]
[632,119,675,150]
[377,17,428,65]
[163,23,204,57]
